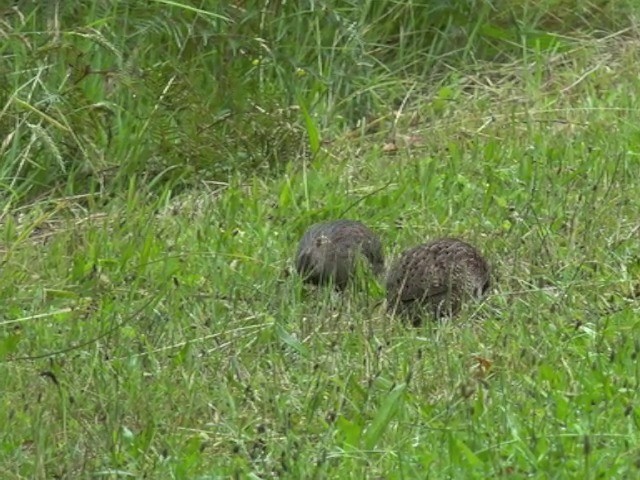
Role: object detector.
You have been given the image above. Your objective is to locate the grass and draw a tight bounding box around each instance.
[1,0,640,478]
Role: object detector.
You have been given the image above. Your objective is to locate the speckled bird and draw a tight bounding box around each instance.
[295,220,384,290]
[386,238,490,324]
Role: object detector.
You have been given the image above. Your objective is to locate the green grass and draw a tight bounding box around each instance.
[1,1,640,478]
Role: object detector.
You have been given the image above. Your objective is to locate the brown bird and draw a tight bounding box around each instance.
[295,220,384,290]
[386,238,490,324]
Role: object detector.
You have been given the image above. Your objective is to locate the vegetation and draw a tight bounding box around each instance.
[1,0,639,477]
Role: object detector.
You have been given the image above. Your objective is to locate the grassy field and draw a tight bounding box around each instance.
[1,1,639,478]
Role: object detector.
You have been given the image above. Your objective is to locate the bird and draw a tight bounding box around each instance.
[295,220,384,290]
[385,238,490,325]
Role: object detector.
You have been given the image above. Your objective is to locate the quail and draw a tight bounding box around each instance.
[295,220,384,290]
[386,238,490,324]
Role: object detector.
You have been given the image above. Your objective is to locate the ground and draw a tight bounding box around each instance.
[1,2,639,478]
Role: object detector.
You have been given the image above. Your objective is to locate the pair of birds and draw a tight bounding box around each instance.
[295,220,491,324]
